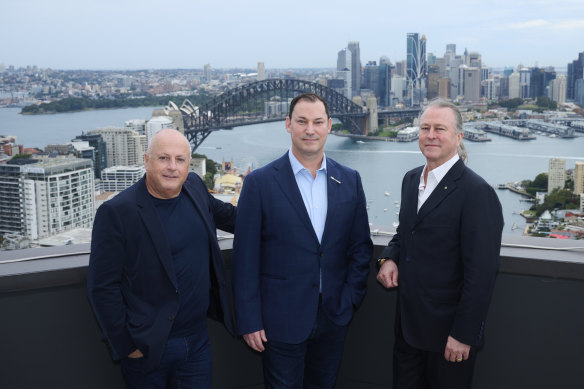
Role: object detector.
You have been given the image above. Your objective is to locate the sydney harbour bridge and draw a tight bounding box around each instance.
[168,79,420,151]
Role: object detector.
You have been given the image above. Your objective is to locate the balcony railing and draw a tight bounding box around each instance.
[1,232,583,389]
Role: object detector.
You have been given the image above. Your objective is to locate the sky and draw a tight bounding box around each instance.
[2,0,583,71]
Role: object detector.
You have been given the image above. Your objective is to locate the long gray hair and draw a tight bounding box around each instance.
[419,98,467,163]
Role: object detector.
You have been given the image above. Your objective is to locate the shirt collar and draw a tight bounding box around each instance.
[420,153,460,188]
[288,149,327,175]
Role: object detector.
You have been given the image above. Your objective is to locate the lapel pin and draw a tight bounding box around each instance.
[444,186,448,190]
[331,176,341,184]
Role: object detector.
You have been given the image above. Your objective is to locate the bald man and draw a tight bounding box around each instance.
[88,129,236,388]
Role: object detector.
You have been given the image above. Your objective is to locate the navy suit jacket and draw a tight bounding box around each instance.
[380,159,503,352]
[87,173,235,373]
[232,153,373,344]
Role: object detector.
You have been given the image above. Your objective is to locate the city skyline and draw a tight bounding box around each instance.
[3,0,583,71]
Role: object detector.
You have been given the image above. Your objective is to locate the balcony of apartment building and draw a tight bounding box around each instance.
[1,233,583,389]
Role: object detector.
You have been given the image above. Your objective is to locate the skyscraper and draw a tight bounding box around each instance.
[406,33,427,105]
[548,158,566,193]
[348,41,361,97]
[336,48,352,98]
[257,62,266,81]
[378,57,392,107]
[574,161,584,196]
[567,52,584,100]
[549,75,566,105]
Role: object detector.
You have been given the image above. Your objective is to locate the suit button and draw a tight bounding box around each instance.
[169,314,175,321]
[312,284,318,289]
[175,289,179,294]
[411,230,416,236]
[319,252,324,257]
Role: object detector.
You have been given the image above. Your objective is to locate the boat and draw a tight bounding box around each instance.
[384,192,390,196]
[392,221,399,227]
[511,223,518,230]
[383,208,388,212]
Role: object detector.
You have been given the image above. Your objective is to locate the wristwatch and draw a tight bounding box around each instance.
[377,257,390,267]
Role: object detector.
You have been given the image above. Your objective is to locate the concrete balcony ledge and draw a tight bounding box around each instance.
[1,231,584,388]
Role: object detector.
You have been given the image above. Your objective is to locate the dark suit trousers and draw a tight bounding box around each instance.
[262,299,348,389]
[393,313,477,389]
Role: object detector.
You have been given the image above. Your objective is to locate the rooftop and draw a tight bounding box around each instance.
[1,231,583,388]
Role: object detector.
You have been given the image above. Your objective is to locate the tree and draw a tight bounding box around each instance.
[525,173,548,195]
[192,153,219,190]
[534,189,579,216]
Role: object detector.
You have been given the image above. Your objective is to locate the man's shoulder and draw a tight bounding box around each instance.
[103,177,143,207]
[246,153,288,180]
[459,164,490,187]
[404,165,424,179]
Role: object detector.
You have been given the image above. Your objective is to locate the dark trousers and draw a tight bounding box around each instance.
[262,301,348,389]
[393,316,477,389]
[121,333,211,389]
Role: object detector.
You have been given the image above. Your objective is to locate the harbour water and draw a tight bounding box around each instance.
[1,107,583,236]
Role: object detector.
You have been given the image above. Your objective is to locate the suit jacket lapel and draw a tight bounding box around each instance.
[182,179,214,241]
[415,159,465,225]
[405,167,421,227]
[135,177,178,288]
[273,153,319,244]
[321,158,340,244]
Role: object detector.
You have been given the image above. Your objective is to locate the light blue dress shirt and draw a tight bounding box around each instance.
[288,149,328,243]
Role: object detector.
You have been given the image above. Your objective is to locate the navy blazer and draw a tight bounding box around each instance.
[380,159,503,352]
[232,153,373,344]
[87,173,235,373]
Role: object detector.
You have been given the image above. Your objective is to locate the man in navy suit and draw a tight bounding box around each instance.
[377,99,503,388]
[232,93,373,388]
[88,129,236,388]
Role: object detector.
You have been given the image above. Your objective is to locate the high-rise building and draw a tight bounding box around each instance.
[391,76,407,105]
[363,61,380,97]
[0,158,95,240]
[567,52,584,100]
[203,64,212,82]
[348,41,361,96]
[88,127,147,167]
[519,67,531,99]
[575,79,584,107]
[574,161,584,196]
[530,67,556,98]
[548,158,566,193]
[449,56,464,98]
[461,66,481,103]
[378,57,393,107]
[257,62,266,81]
[549,75,567,105]
[427,64,440,100]
[101,165,145,192]
[438,78,451,99]
[406,33,427,106]
[336,48,352,98]
[509,72,521,99]
[73,133,107,178]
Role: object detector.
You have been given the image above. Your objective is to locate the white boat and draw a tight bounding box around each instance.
[384,192,390,196]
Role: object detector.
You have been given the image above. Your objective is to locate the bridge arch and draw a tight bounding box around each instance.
[180,79,366,151]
